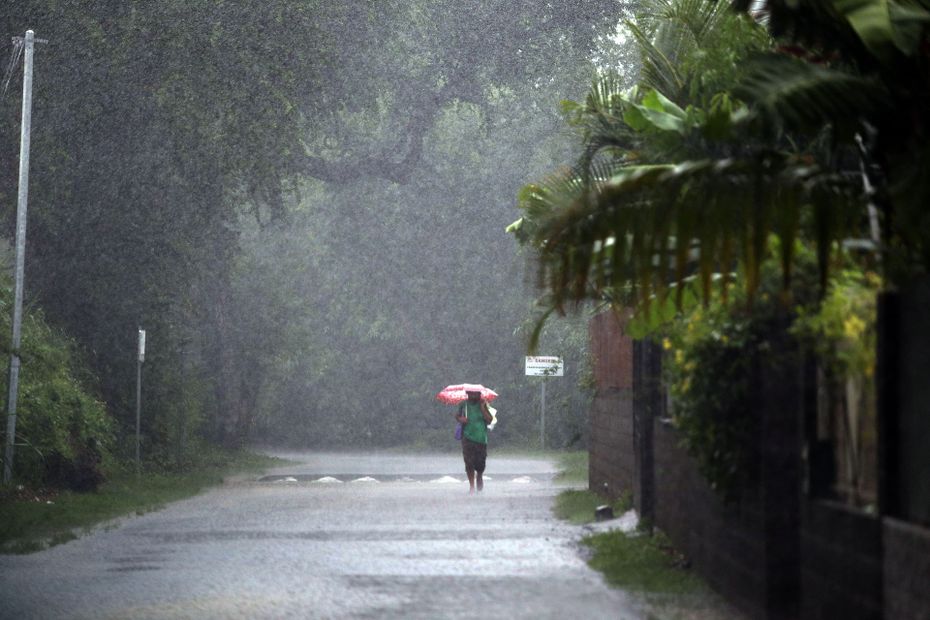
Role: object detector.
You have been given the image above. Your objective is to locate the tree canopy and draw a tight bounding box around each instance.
[1,1,622,457]
[513,0,929,323]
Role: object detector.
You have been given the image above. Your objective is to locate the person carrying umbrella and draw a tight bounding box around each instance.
[456,389,493,493]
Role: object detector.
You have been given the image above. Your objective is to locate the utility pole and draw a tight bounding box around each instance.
[4,30,45,484]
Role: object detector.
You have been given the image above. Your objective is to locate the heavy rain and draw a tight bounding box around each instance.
[1,2,929,619]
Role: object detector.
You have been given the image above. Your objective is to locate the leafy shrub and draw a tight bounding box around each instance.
[791,269,880,380]
[791,268,880,504]
[661,241,822,499]
[664,304,761,498]
[0,279,113,490]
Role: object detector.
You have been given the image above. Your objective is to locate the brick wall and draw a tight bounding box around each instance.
[884,517,930,620]
[589,311,633,390]
[589,388,634,499]
[588,311,635,500]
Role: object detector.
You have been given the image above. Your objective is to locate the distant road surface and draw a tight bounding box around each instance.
[0,451,641,619]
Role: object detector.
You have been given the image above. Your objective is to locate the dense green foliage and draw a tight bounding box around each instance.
[514,0,929,321]
[510,0,916,496]
[1,2,624,472]
[731,0,930,282]
[641,241,880,500]
[791,269,881,380]
[659,244,816,497]
[791,267,881,504]
[0,265,111,487]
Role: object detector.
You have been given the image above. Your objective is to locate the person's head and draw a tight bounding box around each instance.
[466,390,481,402]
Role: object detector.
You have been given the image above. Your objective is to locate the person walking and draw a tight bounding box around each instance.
[456,389,493,493]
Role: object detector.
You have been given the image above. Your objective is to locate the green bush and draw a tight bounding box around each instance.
[791,268,880,380]
[0,280,113,489]
[660,241,822,499]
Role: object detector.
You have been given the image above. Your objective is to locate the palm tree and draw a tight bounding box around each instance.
[732,0,930,281]
[513,0,928,321]
[513,0,863,324]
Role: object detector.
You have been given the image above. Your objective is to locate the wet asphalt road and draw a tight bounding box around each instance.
[0,452,640,619]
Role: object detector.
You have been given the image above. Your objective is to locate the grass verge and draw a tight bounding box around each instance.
[0,449,285,554]
[585,529,743,619]
[554,489,633,524]
[552,484,741,619]
[554,450,588,484]
[584,529,702,594]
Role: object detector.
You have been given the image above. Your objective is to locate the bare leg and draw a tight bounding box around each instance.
[466,469,476,493]
[476,471,483,492]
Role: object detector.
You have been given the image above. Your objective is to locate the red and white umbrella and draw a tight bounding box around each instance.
[435,383,498,405]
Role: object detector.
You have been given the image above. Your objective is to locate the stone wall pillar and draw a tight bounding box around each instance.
[588,311,635,499]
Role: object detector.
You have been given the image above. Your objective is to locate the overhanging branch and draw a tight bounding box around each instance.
[300,84,484,184]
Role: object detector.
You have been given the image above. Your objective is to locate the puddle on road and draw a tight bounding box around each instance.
[106,564,162,573]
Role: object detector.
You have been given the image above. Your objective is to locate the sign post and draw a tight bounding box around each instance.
[525,356,564,449]
[136,328,145,477]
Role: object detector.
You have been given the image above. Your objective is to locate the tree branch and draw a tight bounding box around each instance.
[300,84,482,184]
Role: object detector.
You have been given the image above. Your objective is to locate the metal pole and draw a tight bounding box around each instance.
[135,358,141,476]
[135,328,144,477]
[3,30,35,484]
[540,378,546,450]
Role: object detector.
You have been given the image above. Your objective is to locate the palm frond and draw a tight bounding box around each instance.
[736,54,889,138]
[530,157,866,311]
[627,20,686,101]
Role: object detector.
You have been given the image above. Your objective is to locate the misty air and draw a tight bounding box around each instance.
[1,2,929,619]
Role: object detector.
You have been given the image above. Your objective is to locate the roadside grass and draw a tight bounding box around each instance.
[554,488,633,524]
[553,450,588,484]
[551,450,741,618]
[584,530,743,620]
[0,449,285,554]
[584,529,702,594]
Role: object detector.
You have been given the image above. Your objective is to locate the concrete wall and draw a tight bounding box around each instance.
[884,517,930,620]
[800,501,883,620]
[893,279,930,525]
[654,421,768,618]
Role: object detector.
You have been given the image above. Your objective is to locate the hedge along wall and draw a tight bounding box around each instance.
[647,332,803,620]
[588,290,930,620]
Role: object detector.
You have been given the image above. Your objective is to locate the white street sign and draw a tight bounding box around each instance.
[525,355,564,377]
[138,329,146,363]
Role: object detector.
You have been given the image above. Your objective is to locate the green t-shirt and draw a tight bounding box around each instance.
[460,401,488,445]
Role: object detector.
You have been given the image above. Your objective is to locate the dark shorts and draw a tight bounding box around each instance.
[462,437,487,473]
